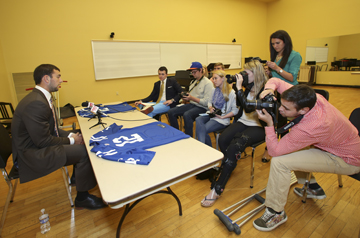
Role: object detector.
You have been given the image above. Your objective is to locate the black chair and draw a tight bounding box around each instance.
[301,107,360,202]
[314,89,329,101]
[0,123,74,236]
[0,102,14,135]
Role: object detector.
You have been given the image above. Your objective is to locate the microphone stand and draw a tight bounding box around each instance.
[89,112,107,129]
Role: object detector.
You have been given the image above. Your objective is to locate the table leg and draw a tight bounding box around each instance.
[116,186,182,238]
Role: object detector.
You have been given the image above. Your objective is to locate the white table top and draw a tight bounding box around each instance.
[76,104,223,209]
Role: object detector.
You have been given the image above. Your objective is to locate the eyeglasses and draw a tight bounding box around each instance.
[191,70,199,75]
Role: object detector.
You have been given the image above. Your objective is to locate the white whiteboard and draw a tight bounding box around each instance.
[92,41,242,80]
[305,46,329,63]
[160,43,207,75]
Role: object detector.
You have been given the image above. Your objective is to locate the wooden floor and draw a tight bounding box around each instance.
[1,85,359,238]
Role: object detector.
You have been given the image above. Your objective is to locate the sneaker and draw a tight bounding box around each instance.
[294,186,326,199]
[253,207,287,232]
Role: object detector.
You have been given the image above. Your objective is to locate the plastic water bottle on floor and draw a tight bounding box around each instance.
[39,208,51,234]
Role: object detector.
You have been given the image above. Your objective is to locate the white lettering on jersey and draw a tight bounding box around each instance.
[124,158,140,164]
[113,133,144,147]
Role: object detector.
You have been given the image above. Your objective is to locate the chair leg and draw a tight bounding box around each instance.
[61,167,74,207]
[302,172,312,203]
[0,171,16,236]
[215,133,220,151]
[250,147,255,188]
[337,174,343,188]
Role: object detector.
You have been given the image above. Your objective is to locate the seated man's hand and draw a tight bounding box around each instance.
[256,109,274,127]
[164,99,173,106]
[134,100,142,106]
[72,132,84,145]
[183,94,193,102]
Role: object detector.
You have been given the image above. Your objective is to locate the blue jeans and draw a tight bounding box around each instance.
[167,104,207,137]
[195,115,226,147]
[147,101,170,118]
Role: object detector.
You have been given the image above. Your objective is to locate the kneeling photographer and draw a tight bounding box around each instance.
[195,70,238,147]
[201,59,269,207]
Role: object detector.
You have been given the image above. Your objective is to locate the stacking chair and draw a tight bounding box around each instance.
[0,123,74,236]
[0,102,14,135]
[301,107,360,202]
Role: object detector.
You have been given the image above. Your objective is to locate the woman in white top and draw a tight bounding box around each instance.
[195,70,238,147]
[201,60,268,207]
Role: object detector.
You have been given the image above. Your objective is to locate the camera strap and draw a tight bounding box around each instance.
[188,76,204,93]
[276,114,304,134]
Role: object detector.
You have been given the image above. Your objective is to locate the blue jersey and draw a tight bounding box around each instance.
[77,102,136,118]
[89,122,190,165]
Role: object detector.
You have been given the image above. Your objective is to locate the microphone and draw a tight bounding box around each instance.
[90,105,107,117]
[82,101,102,108]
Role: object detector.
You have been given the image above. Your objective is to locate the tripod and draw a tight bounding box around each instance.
[88,112,107,129]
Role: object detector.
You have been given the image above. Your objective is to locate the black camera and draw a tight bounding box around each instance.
[226,57,267,85]
[245,94,278,123]
[180,91,189,98]
[245,93,276,111]
[208,108,222,118]
[226,71,248,84]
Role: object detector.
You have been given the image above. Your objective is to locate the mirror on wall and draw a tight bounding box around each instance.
[306,33,360,71]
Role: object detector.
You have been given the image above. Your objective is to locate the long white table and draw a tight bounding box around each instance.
[75,105,223,236]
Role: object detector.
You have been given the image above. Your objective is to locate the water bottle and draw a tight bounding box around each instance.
[39,209,51,234]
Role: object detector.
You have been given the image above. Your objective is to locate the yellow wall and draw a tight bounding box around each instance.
[1,0,359,107]
[307,36,339,65]
[317,72,360,86]
[0,38,13,102]
[337,33,360,59]
[267,0,360,70]
[0,0,267,107]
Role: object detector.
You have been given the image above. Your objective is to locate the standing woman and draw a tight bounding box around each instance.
[195,70,238,147]
[262,30,302,162]
[201,60,268,207]
[266,30,302,85]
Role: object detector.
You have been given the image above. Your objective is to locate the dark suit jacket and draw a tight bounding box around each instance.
[142,78,183,108]
[12,88,70,183]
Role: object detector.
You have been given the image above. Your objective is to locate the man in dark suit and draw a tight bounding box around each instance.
[135,66,183,118]
[12,64,106,210]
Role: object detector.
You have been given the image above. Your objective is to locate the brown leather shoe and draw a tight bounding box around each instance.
[141,106,154,115]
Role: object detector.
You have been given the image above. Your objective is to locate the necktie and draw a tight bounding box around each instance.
[50,97,59,137]
[156,81,164,103]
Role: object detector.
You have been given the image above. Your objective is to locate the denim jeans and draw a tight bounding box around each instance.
[195,115,226,147]
[147,101,170,118]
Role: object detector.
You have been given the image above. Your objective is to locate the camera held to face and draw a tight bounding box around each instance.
[246,94,278,122]
[226,71,248,85]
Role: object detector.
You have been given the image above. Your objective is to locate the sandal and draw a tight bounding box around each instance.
[201,189,220,207]
[262,148,271,163]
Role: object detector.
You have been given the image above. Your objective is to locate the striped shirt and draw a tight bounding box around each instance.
[265,78,360,166]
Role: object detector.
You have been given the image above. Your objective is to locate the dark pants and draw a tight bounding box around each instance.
[213,122,265,194]
[64,144,97,192]
[167,104,207,137]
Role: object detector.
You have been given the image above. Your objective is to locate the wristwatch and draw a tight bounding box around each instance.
[171,98,175,102]
[278,69,283,74]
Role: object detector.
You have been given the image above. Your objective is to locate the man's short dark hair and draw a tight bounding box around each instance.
[281,84,317,111]
[33,64,60,85]
[158,66,168,74]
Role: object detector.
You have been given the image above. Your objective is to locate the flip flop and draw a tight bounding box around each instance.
[201,190,220,207]
[201,196,219,207]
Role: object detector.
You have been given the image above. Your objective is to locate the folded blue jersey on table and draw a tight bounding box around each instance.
[89,122,190,165]
[77,102,136,117]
